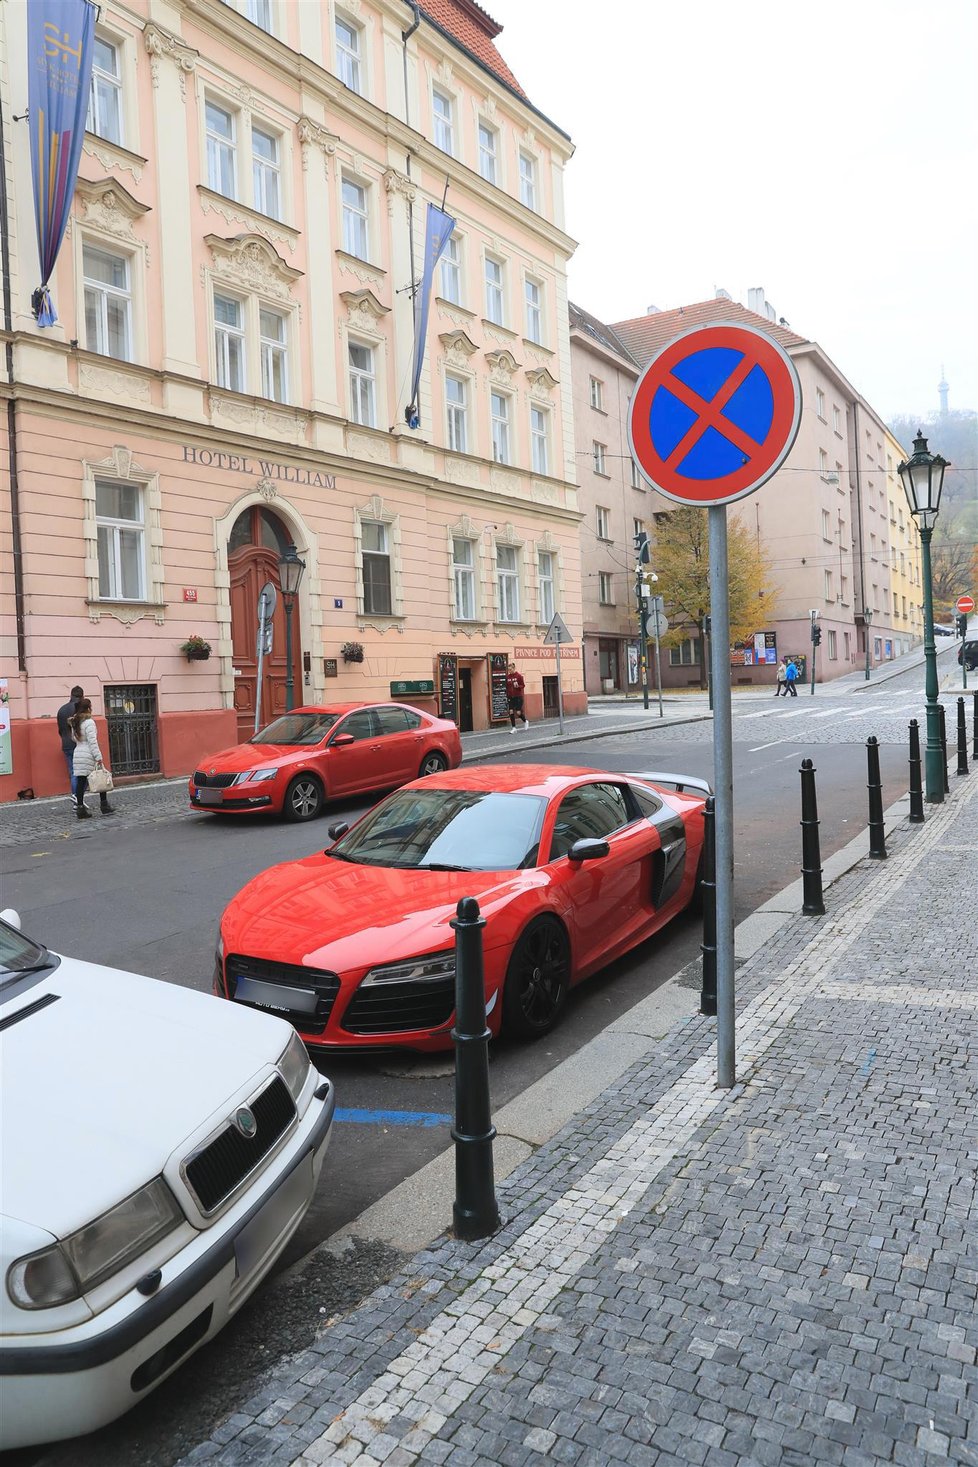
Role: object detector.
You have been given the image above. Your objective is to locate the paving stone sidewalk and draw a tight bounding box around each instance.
[177,775,977,1467]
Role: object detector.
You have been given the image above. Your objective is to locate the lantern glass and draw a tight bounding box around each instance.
[897,432,947,527]
[278,542,306,599]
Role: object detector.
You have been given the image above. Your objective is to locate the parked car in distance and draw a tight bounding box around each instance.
[958,639,978,671]
[0,911,334,1451]
[933,624,955,637]
[189,702,463,822]
[215,764,709,1052]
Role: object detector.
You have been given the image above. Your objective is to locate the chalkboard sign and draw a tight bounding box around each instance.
[438,653,458,723]
[490,652,509,723]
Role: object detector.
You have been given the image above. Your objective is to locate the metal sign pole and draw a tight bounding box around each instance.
[254,591,268,736]
[708,507,735,1089]
[652,602,664,718]
[555,632,565,735]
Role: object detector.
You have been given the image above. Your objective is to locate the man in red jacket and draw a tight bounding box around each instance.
[505,662,529,732]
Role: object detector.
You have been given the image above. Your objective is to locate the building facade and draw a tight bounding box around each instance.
[0,0,582,801]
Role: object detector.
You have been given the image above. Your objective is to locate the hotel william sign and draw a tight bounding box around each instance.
[182,445,336,490]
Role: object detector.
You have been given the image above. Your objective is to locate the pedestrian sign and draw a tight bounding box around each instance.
[627,321,802,507]
[543,612,571,645]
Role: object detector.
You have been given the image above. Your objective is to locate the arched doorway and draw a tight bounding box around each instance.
[228,506,303,740]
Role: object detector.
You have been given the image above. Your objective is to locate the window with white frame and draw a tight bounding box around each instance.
[524,277,542,343]
[484,255,504,324]
[840,574,849,604]
[342,177,369,259]
[832,404,841,432]
[432,89,454,155]
[259,307,288,402]
[538,550,555,624]
[335,14,362,93]
[244,0,272,30]
[816,387,826,420]
[478,122,497,183]
[596,505,610,539]
[593,441,607,475]
[452,538,476,620]
[598,571,614,605]
[87,35,123,144]
[440,235,461,303]
[205,100,237,197]
[518,151,536,210]
[446,373,467,453]
[490,391,510,464]
[630,459,642,489]
[530,405,549,475]
[827,629,837,659]
[819,447,829,477]
[589,376,603,410]
[821,508,831,539]
[824,569,833,600]
[361,521,392,615]
[348,341,376,426]
[213,292,246,391]
[83,244,132,361]
[633,517,645,542]
[496,544,520,622]
[96,478,145,600]
[252,126,281,219]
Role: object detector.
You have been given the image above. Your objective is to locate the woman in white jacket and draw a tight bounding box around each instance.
[70,699,115,819]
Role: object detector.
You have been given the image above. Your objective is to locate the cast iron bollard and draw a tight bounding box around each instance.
[800,759,825,914]
[908,720,925,824]
[938,702,950,794]
[450,896,500,1242]
[973,689,978,761]
[956,697,969,776]
[866,736,887,859]
[699,795,717,1016]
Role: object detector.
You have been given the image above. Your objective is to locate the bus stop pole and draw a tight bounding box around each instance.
[708,507,735,1089]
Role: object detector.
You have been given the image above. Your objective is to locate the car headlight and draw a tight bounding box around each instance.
[7,1178,183,1309]
[277,1030,311,1104]
[233,768,279,784]
[362,951,456,986]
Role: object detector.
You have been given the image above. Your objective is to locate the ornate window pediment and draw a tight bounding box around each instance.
[75,177,150,240]
[340,288,390,326]
[485,348,520,379]
[205,233,303,300]
[526,365,559,395]
[439,329,479,361]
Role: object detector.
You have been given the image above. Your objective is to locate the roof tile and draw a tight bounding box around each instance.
[419,0,527,99]
[612,298,809,367]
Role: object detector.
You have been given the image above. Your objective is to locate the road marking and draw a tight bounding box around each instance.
[748,741,782,752]
[334,1108,452,1129]
[735,711,772,721]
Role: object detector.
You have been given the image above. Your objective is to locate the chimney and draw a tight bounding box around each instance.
[646,304,660,315]
[747,286,777,322]
[714,287,732,300]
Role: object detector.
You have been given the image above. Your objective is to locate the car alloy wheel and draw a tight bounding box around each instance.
[419,750,449,778]
[285,776,323,822]
[503,916,570,1038]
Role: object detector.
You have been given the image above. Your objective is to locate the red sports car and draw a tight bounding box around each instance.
[215,764,709,1049]
[189,703,462,822]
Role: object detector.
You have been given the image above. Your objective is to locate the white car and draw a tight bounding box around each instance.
[0,910,335,1451]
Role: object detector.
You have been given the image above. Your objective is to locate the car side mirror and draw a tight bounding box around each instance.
[330,733,355,747]
[567,838,610,862]
[327,822,349,841]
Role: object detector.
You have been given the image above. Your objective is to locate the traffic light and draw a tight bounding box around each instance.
[633,529,650,565]
[812,625,822,647]
[956,612,969,638]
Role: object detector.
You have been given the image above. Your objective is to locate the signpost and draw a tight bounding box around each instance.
[628,321,802,1088]
[649,596,667,717]
[254,582,277,735]
[957,595,974,689]
[543,611,571,734]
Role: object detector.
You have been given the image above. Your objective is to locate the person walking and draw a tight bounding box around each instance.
[70,699,115,818]
[57,684,84,796]
[505,662,529,732]
[775,661,787,697]
[784,658,799,697]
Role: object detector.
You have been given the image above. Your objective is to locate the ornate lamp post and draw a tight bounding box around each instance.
[278,541,306,712]
[897,430,949,803]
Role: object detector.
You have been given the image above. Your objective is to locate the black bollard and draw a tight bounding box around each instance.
[973,690,978,761]
[699,795,717,1015]
[957,697,969,776]
[866,735,887,859]
[799,759,825,914]
[908,720,925,824]
[938,702,950,794]
[450,897,500,1242]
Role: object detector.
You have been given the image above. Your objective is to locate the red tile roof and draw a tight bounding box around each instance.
[612,298,809,368]
[419,0,527,99]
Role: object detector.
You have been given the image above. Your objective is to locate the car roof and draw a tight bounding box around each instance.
[415,764,627,798]
[287,701,424,716]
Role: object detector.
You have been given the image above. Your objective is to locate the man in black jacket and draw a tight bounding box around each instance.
[57,685,84,795]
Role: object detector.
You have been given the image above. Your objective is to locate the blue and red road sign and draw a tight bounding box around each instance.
[627,322,802,507]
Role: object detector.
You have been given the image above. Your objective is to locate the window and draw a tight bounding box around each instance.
[519,151,536,210]
[821,509,832,539]
[96,479,144,600]
[205,101,236,197]
[538,551,555,624]
[633,518,645,542]
[840,575,849,604]
[836,461,844,486]
[376,705,421,734]
[816,387,826,420]
[598,572,614,605]
[832,405,841,433]
[490,391,510,464]
[244,0,272,30]
[669,638,700,666]
[87,36,122,144]
[362,521,391,615]
[524,277,543,343]
[827,630,837,660]
[83,245,131,360]
[593,442,607,475]
[259,307,288,402]
[478,123,497,183]
[342,177,369,259]
[819,448,829,477]
[446,374,467,452]
[530,406,549,475]
[484,256,504,324]
[630,460,642,490]
[214,293,245,391]
[844,631,851,661]
[432,89,454,155]
[440,235,461,303]
[870,534,877,558]
[589,376,603,410]
[549,784,630,861]
[496,544,520,622]
[596,505,610,539]
[824,569,833,600]
[452,538,476,620]
[349,341,376,426]
[252,127,281,219]
[335,15,362,93]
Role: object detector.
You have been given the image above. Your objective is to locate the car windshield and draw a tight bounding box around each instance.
[251,712,340,746]
[0,921,53,989]
[331,788,547,871]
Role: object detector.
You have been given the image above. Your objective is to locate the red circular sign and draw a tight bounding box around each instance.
[956,594,975,614]
[627,322,802,507]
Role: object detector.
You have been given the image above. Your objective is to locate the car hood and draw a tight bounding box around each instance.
[222,856,541,970]
[0,958,293,1237]
[195,742,307,772]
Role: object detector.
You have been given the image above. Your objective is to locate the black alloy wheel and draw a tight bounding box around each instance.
[503,916,571,1038]
[419,750,449,778]
[284,775,324,822]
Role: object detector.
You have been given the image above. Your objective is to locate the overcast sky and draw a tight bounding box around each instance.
[487,0,977,425]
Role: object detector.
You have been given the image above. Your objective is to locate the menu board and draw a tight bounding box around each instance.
[438,653,458,723]
[490,652,509,723]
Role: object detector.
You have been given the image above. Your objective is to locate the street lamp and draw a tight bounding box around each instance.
[898,430,949,803]
[278,541,306,712]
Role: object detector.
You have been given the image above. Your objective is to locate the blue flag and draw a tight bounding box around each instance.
[405,203,455,429]
[27,0,97,326]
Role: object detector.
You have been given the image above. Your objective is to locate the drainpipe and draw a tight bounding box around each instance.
[0,87,27,672]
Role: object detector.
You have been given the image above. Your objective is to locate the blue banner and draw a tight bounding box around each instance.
[405,202,455,429]
[27,0,97,326]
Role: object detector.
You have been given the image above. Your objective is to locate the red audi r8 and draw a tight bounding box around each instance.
[215,764,709,1049]
[189,703,462,822]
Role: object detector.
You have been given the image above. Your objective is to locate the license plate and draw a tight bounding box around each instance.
[234,975,319,1016]
[195,787,223,806]
[234,1153,312,1283]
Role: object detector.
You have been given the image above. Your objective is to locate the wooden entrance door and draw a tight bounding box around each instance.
[228,507,303,741]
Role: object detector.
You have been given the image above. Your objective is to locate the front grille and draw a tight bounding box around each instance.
[193,771,237,789]
[342,976,455,1035]
[227,953,340,1036]
[183,1075,295,1215]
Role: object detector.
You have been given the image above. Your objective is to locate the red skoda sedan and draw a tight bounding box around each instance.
[189,703,462,822]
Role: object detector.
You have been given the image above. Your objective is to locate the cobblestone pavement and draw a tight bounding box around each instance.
[176,773,977,1466]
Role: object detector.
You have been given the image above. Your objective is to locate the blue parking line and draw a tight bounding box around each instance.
[334,1107,452,1128]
